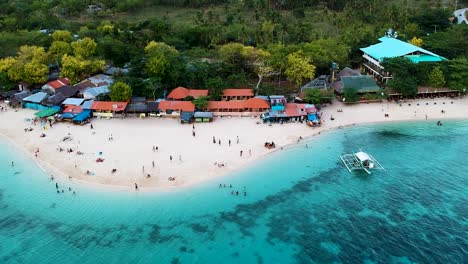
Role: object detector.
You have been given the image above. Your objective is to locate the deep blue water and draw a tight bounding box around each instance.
[0,120,467,264]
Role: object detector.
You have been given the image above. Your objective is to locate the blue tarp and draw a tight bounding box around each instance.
[307,113,318,122]
[73,110,92,122]
[180,111,194,122]
[61,113,75,119]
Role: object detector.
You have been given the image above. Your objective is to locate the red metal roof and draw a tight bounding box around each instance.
[206,101,245,110]
[90,101,128,111]
[63,105,83,114]
[295,104,317,114]
[285,103,301,117]
[47,78,70,89]
[222,88,254,97]
[167,87,209,100]
[243,98,270,109]
[158,101,195,112]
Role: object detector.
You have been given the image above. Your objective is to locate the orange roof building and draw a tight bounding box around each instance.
[42,78,70,93]
[63,105,83,114]
[206,98,270,114]
[90,101,128,112]
[167,87,209,100]
[206,101,245,112]
[243,98,270,111]
[222,88,254,101]
[158,101,195,112]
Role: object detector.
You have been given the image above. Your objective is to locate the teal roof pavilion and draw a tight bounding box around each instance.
[360,37,445,63]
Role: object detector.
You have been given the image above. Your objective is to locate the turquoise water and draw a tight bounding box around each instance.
[1,121,467,263]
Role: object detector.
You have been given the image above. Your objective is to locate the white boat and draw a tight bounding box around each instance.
[340,150,385,174]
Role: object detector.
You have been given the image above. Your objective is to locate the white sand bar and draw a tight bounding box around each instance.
[1,97,467,191]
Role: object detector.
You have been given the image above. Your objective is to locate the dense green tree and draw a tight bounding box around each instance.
[51,30,73,43]
[193,96,209,110]
[0,45,50,84]
[60,54,105,83]
[204,77,224,100]
[109,81,132,102]
[410,8,452,34]
[427,66,445,87]
[382,57,418,97]
[446,57,468,92]
[304,89,323,104]
[285,51,316,88]
[302,39,350,72]
[343,87,359,103]
[49,41,72,63]
[71,37,98,59]
[424,26,468,59]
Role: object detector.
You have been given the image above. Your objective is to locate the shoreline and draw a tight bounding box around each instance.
[1,97,467,192]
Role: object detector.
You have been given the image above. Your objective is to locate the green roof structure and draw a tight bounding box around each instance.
[35,107,61,118]
[360,37,445,63]
[341,76,381,93]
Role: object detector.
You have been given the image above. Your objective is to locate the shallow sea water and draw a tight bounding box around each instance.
[1,120,467,264]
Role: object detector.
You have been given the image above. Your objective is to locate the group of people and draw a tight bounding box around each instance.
[219,184,247,196]
[212,136,240,146]
[52,176,76,195]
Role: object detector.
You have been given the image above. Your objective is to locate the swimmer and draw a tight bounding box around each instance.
[55,183,58,189]
[68,187,72,191]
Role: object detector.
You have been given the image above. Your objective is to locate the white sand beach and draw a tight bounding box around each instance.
[1,97,467,191]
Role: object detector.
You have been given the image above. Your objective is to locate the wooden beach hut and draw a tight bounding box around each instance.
[221,89,254,101]
[90,101,128,118]
[194,112,213,122]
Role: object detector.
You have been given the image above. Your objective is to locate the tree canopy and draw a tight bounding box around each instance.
[109,81,132,101]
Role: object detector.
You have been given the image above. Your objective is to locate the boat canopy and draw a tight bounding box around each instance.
[355,151,371,162]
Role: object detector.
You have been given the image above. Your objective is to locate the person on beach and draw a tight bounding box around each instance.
[134,183,138,190]
[193,130,196,137]
[11,161,14,167]
[249,149,252,156]
[142,166,145,172]
[156,146,159,151]
[237,136,239,144]
[170,155,173,162]
[193,124,195,129]
[213,136,216,144]
[90,124,93,129]
[240,150,243,157]
[152,161,155,168]
[179,155,182,162]
[229,139,231,146]
[218,139,221,145]
[153,146,155,152]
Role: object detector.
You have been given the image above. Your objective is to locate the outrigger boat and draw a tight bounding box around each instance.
[340,150,385,174]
